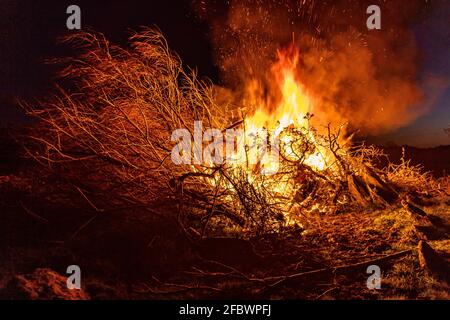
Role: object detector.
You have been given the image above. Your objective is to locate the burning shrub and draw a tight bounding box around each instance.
[385,148,441,196]
[22,29,441,239]
[23,29,223,208]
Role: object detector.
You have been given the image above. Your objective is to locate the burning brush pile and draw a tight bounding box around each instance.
[22,29,444,239]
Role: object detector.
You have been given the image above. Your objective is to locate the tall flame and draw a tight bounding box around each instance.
[243,48,327,172]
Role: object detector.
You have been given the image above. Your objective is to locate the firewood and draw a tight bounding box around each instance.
[361,165,398,205]
[402,200,432,225]
[417,241,450,283]
[402,201,427,217]
[347,174,371,205]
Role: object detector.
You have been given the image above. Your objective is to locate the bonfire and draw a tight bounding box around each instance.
[21,28,445,244]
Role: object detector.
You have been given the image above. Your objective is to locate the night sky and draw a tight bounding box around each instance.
[368,0,449,147]
[0,0,448,147]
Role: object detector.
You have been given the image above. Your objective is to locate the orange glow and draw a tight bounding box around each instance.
[243,48,328,173]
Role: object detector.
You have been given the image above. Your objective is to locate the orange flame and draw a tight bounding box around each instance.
[243,47,327,172]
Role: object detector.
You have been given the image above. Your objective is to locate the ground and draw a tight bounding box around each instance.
[0,164,449,300]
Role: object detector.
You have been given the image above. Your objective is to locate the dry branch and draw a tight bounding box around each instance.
[22,28,441,238]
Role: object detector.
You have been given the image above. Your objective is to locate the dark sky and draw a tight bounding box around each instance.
[0,0,448,147]
[368,0,450,147]
[0,0,217,118]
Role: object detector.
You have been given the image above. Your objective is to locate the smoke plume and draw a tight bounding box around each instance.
[192,0,437,134]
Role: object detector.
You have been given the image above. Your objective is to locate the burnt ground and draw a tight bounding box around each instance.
[0,133,449,300]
